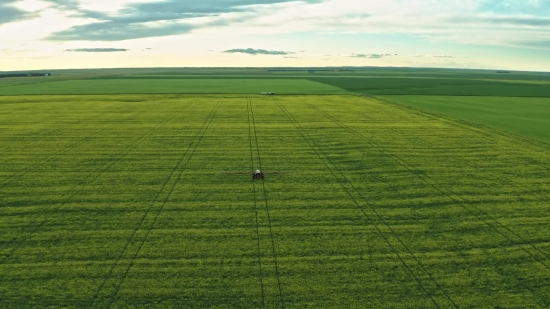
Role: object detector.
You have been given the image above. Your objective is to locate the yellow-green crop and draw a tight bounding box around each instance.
[0,94,549,308]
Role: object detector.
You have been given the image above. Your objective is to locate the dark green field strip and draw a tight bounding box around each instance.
[0,79,349,95]
[0,76,85,90]
[381,96,550,143]
[309,77,550,97]
[274,95,550,307]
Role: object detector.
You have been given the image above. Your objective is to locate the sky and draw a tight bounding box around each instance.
[1,0,550,71]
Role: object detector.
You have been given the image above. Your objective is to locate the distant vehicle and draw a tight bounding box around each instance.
[252,169,264,179]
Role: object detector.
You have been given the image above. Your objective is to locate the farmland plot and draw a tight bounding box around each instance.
[0,94,549,308]
[382,95,550,143]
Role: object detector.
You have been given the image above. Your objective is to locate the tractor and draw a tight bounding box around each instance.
[252,169,264,179]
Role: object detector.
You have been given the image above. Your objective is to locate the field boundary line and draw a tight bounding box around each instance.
[304,99,550,272]
[274,97,457,309]
[374,95,550,169]
[94,98,225,309]
[0,99,196,266]
[315,96,550,201]
[247,96,266,307]
[366,104,548,306]
[379,107,548,200]
[250,97,285,309]
[375,96,550,202]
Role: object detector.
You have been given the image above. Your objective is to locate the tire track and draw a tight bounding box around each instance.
[246,96,266,307]
[374,96,550,171]
[307,98,549,202]
[92,98,224,309]
[249,97,285,309]
[0,99,196,265]
[390,112,547,200]
[274,97,456,309]
[381,97,550,199]
[0,101,159,189]
[303,99,550,272]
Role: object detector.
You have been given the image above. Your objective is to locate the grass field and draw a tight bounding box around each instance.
[1,94,549,308]
[0,78,349,95]
[2,67,549,97]
[381,96,550,143]
[310,77,550,97]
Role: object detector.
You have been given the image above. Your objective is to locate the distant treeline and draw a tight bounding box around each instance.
[0,73,51,78]
[268,69,336,72]
[268,69,355,72]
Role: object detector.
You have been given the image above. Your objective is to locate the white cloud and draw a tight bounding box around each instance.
[1,0,550,70]
[193,0,550,49]
[6,0,550,49]
[78,0,155,13]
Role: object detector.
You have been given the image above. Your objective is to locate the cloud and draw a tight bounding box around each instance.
[128,0,320,15]
[235,0,550,50]
[479,0,550,16]
[47,0,321,41]
[516,40,550,49]
[0,1,36,25]
[349,53,397,59]
[224,48,293,55]
[446,15,550,27]
[354,54,382,58]
[50,21,195,41]
[65,48,129,52]
[12,0,550,55]
[433,55,456,58]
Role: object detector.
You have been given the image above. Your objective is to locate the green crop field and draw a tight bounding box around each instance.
[3,67,549,97]
[382,95,550,143]
[1,94,549,308]
[0,78,349,95]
